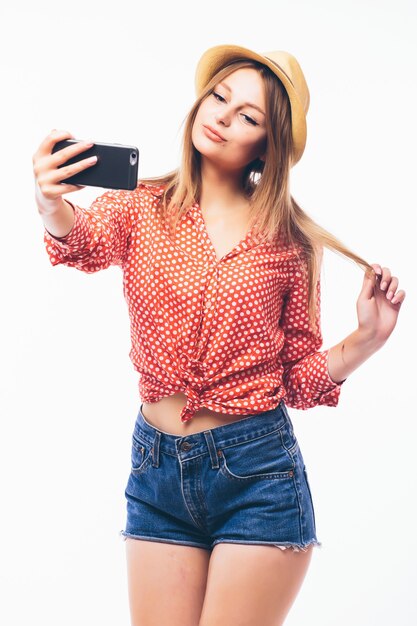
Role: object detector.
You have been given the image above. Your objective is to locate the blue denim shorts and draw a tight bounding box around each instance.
[119,400,321,552]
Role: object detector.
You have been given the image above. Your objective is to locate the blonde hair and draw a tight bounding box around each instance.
[139,59,373,326]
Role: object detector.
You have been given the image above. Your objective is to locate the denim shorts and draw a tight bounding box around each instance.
[119,400,321,552]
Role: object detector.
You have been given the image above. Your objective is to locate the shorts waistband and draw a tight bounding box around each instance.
[133,400,294,462]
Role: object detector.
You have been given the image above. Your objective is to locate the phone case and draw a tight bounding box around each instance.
[51,139,139,190]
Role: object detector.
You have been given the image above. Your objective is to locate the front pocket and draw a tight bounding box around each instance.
[131,432,153,476]
[218,430,296,481]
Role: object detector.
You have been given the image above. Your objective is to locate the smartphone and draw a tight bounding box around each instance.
[52,139,139,190]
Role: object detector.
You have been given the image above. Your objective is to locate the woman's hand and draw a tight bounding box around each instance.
[33,129,95,213]
[327,263,406,384]
[356,263,406,347]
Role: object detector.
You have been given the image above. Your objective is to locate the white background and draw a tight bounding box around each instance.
[1,0,416,624]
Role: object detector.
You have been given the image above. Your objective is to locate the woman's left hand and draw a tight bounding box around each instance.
[356,263,406,346]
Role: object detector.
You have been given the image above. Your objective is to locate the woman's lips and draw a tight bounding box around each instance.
[202,125,226,142]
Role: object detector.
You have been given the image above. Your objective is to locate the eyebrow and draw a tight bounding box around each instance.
[218,81,266,116]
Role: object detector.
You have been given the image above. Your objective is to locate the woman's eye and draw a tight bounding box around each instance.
[242,114,258,126]
[213,92,225,102]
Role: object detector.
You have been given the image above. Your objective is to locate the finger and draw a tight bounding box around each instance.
[49,153,97,185]
[58,184,87,194]
[37,129,75,157]
[369,263,382,289]
[379,266,391,291]
[371,263,382,276]
[50,138,95,168]
[391,289,406,305]
[385,276,399,300]
[360,268,377,299]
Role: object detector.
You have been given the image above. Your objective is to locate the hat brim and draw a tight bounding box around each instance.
[194,44,307,165]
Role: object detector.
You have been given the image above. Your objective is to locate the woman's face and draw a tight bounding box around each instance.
[191,67,267,172]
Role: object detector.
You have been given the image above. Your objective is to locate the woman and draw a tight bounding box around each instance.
[33,44,405,626]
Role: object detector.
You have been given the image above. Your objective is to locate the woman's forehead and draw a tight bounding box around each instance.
[217,67,266,105]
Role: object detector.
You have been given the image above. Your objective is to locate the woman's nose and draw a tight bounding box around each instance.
[215,110,230,126]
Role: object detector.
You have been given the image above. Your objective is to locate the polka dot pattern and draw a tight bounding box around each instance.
[44,183,344,423]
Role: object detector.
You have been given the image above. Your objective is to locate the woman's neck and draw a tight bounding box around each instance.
[199,161,248,212]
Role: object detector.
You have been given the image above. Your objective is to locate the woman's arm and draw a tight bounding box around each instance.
[327,263,406,383]
[42,189,140,272]
[37,195,76,239]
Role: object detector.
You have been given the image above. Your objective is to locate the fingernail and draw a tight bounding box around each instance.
[380,281,387,290]
[387,291,393,299]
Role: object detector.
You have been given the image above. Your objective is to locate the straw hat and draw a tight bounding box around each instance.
[194,44,310,165]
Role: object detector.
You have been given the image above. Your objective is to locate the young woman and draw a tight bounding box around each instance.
[33,44,405,626]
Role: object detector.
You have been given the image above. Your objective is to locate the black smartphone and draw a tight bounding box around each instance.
[51,139,139,190]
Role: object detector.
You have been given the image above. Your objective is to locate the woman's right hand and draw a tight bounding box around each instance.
[32,129,97,212]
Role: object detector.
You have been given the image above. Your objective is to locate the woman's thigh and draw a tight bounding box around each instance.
[125,537,211,626]
[198,542,314,626]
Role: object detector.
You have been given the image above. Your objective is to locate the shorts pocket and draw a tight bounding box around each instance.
[218,429,296,481]
[131,432,153,476]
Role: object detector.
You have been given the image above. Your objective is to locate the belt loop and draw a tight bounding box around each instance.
[204,430,220,469]
[152,431,161,467]
[281,400,294,436]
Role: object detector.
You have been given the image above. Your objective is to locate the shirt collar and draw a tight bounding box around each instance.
[142,183,266,260]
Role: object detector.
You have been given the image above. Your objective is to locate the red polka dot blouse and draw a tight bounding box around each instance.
[43,182,344,423]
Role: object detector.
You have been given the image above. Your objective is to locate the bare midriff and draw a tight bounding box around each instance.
[141,392,251,436]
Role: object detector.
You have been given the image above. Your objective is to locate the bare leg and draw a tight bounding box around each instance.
[198,543,314,626]
[125,538,211,626]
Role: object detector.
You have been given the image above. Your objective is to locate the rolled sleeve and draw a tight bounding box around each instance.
[299,348,345,408]
[43,189,140,273]
[44,200,94,263]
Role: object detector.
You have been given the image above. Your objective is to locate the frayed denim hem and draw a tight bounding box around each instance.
[119,530,322,553]
[210,538,322,552]
[273,539,322,552]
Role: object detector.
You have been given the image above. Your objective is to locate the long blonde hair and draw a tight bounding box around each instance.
[139,59,373,326]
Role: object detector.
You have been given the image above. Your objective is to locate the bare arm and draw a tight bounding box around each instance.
[327,328,381,384]
[36,194,76,239]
